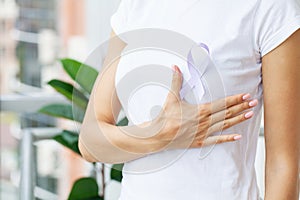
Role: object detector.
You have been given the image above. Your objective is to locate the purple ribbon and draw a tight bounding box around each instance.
[179,43,210,99]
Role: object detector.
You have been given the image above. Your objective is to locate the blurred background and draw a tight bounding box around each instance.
[0,0,269,200]
[0,0,122,199]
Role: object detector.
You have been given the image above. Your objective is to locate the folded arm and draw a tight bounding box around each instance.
[78,31,257,164]
[78,31,160,163]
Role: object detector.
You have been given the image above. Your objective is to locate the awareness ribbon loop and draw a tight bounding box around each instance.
[179,43,210,100]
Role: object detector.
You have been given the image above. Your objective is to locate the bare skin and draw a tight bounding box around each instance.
[262,29,300,200]
[78,31,257,163]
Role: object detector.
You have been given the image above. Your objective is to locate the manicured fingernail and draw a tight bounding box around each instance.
[234,135,242,140]
[249,99,258,107]
[242,93,251,100]
[172,65,179,73]
[175,65,181,73]
[245,111,254,118]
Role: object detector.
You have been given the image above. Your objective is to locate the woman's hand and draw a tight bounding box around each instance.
[79,30,258,163]
[153,65,258,150]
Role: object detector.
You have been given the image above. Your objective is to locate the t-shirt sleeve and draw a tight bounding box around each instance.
[254,0,300,57]
[110,0,132,35]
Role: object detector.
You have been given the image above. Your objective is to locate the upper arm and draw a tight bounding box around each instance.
[262,29,300,165]
[78,31,126,161]
[93,31,127,124]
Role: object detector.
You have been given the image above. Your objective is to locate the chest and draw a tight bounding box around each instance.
[125,0,262,93]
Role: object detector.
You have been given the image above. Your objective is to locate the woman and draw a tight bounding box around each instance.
[79,0,300,199]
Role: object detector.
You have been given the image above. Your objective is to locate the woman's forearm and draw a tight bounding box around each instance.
[79,89,255,164]
[79,114,165,164]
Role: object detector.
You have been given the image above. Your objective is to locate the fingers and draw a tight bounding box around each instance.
[202,134,241,146]
[208,110,254,134]
[210,99,258,124]
[190,134,242,148]
[168,65,183,100]
[200,93,251,114]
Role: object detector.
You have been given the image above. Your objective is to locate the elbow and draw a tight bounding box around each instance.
[78,119,129,164]
[78,134,123,164]
[266,153,299,179]
[78,137,98,163]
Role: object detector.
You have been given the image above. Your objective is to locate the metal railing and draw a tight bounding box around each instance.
[1,90,67,200]
[20,128,62,200]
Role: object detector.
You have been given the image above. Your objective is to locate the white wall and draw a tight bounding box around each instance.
[255,136,266,199]
[85,0,120,52]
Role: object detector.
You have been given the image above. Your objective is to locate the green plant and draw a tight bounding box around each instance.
[39,58,127,200]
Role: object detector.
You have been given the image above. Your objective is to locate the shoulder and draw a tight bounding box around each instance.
[253,0,300,57]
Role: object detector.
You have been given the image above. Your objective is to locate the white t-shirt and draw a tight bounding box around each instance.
[110,0,300,199]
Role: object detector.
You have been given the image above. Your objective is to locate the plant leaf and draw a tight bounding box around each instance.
[38,103,85,122]
[53,130,81,155]
[60,58,98,94]
[116,117,128,126]
[110,163,123,182]
[48,79,88,109]
[68,177,102,200]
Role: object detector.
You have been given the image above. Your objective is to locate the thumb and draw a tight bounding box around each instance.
[169,65,183,99]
